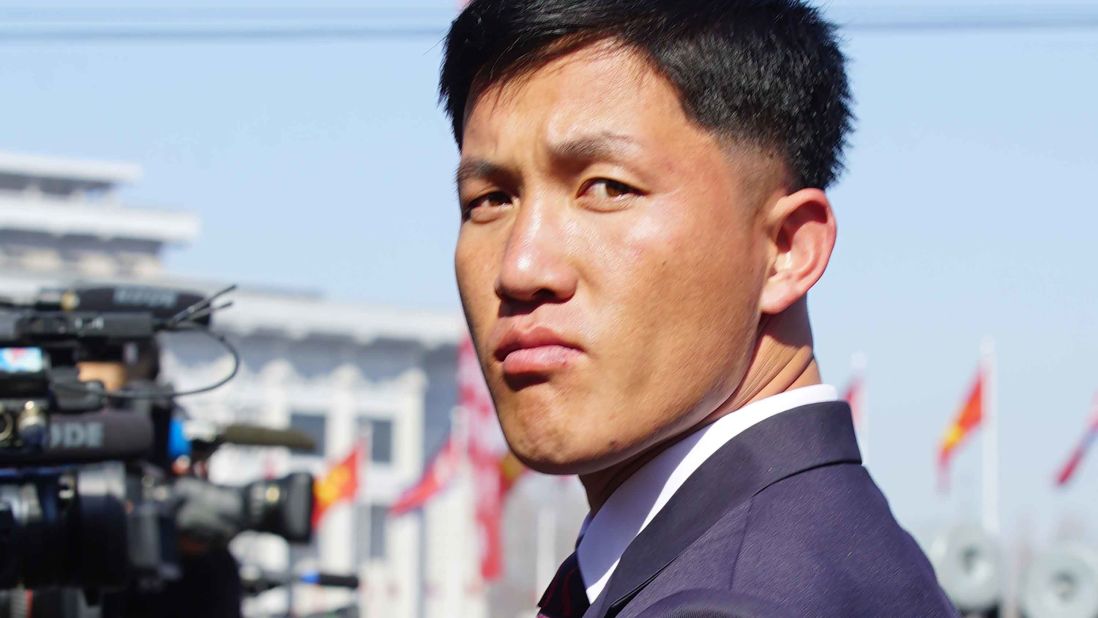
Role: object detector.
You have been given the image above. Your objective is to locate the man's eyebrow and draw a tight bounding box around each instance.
[455,132,642,186]
[455,158,511,187]
[548,132,642,163]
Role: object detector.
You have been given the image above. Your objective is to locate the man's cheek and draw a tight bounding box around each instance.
[456,259,495,311]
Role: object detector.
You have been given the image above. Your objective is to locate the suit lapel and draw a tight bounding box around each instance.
[594,401,861,617]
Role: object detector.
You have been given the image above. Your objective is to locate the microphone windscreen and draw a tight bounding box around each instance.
[219,424,316,452]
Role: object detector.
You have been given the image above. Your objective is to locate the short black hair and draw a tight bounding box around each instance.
[440,0,853,189]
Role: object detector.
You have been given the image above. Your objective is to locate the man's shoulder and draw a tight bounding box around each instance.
[745,459,905,538]
[617,462,957,617]
[730,462,956,615]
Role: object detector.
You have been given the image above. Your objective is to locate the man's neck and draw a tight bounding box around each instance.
[580,299,819,513]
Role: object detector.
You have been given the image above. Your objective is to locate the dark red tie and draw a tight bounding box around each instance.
[537,552,590,618]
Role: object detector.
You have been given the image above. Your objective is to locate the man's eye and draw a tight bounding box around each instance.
[463,191,513,219]
[582,179,639,200]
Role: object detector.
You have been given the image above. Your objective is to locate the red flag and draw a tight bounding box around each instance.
[460,336,516,581]
[389,336,526,580]
[390,436,461,516]
[313,442,362,527]
[937,369,984,491]
[1055,394,1098,487]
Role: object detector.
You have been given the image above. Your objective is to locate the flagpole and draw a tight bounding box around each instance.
[451,404,476,600]
[359,424,372,617]
[981,337,1000,536]
[852,352,869,466]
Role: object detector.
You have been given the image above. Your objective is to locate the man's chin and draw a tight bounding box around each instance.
[510,441,630,477]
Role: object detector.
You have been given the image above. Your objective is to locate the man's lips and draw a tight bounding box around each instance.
[500,345,583,375]
[493,327,584,376]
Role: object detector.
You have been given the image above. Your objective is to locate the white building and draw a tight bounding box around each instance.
[0,150,586,618]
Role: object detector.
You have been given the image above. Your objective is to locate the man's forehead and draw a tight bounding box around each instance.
[456,40,790,195]
[460,42,673,147]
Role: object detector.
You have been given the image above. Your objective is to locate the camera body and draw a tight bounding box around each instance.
[0,463,134,589]
[0,285,316,612]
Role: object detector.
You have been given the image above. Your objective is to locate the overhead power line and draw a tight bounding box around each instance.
[0,27,447,42]
[0,6,450,23]
[0,5,1097,43]
[842,7,1098,32]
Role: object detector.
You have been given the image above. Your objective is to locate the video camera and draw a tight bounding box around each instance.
[0,284,317,610]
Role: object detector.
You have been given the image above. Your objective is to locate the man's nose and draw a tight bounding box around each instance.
[494,200,577,306]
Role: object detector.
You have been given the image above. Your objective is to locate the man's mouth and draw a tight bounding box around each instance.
[493,326,584,376]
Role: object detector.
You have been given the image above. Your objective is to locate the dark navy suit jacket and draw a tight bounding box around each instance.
[582,401,958,618]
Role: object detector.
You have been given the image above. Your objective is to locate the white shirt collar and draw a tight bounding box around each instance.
[576,384,839,603]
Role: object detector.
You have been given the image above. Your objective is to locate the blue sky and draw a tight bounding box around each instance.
[2,1,1096,546]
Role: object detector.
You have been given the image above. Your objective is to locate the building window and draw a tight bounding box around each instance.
[356,504,389,563]
[357,417,394,465]
[290,411,327,456]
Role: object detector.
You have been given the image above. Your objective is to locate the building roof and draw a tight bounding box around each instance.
[0,149,463,346]
[218,290,463,347]
[0,195,201,245]
[0,150,141,187]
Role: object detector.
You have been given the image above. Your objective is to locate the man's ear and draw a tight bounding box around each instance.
[758,188,836,315]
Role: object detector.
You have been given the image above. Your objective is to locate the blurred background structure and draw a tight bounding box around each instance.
[1,1,1097,616]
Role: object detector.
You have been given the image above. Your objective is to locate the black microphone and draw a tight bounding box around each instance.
[299,571,360,589]
[219,424,316,451]
[0,410,153,465]
[239,567,360,596]
[183,421,316,452]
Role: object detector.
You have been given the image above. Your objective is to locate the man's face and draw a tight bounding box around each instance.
[77,361,128,393]
[455,43,781,474]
